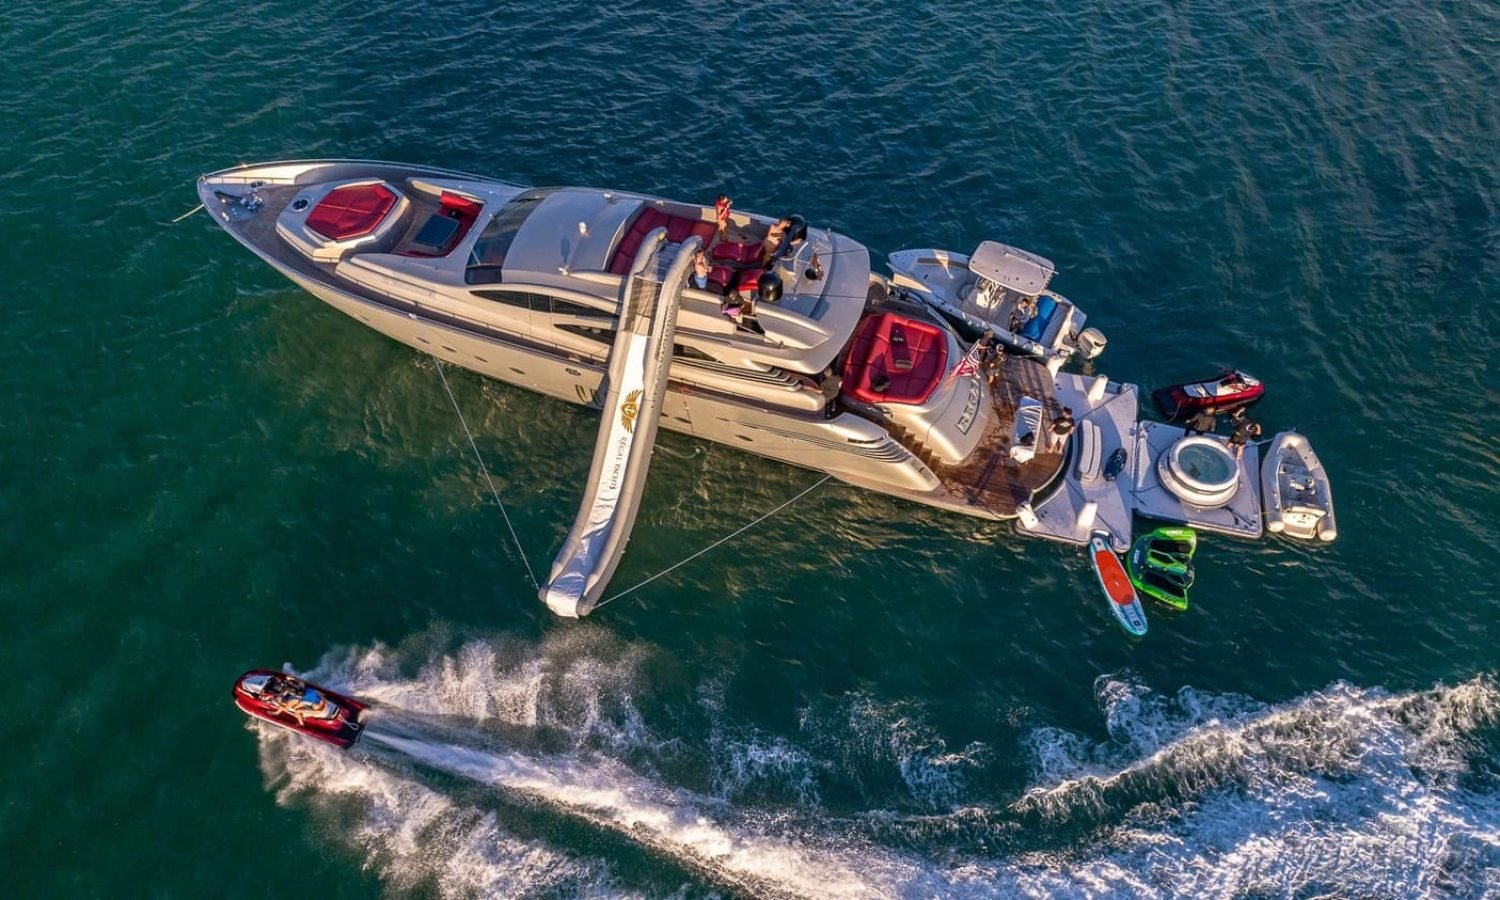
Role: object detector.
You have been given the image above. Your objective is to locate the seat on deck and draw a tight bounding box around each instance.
[1075,419,1102,483]
[277,179,410,263]
[306,182,398,241]
[608,207,716,275]
[841,313,949,405]
[711,241,763,265]
[1018,294,1059,342]
[399,191,484,257]
[708,266,764,295]
[1010,396,1045,463]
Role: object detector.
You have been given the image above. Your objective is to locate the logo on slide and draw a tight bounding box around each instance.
[620,389,642,434]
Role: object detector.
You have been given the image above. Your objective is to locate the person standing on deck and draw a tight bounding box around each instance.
[817,366,843,420]
[977,329,1003,387]
[1048,407,1075,452]
[1227,407,1261,460]
[714,194,733,240]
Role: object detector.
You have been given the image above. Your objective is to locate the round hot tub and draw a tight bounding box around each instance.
[1157,436,1240,508]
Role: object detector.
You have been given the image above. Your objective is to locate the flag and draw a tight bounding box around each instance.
[953,339,985,378]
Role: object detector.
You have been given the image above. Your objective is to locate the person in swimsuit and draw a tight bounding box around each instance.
[689,247,710,289]
[714,194,733,239]
[761,217,792,262]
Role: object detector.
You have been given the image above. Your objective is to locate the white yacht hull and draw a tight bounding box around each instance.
[200,159,1073,526]
[279,266,991,512]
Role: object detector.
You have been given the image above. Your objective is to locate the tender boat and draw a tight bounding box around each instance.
[1152,370,1263,422]
[233,669,366,749]
[888,241,1102,367]
[1261,431,1337,542]
[1127,526,1196,611]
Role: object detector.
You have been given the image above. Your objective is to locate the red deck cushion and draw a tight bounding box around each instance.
[305,183,397,241]
[608,207,717,274]
[400,191,485,257]
[711,241,763,265]
[708,266,765,295]
[841,313,949,405]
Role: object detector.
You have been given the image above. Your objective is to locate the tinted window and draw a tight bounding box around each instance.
[464,189,557,285]
[470,290,537,311]
[550,297,611,319]
[556,324,613,345]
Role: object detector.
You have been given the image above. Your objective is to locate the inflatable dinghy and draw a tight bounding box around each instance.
[1261,431,1336,542]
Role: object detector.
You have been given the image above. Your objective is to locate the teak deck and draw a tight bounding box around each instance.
[933,354,1066,516]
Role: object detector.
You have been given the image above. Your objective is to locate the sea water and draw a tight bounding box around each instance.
[1,0,1497,897]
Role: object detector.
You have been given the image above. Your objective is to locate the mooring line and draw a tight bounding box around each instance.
[593,474,834,610]
[432,356,539,589]
[169,203,204,224]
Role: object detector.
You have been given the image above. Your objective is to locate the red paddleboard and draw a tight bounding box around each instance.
[1089,534,1147,636]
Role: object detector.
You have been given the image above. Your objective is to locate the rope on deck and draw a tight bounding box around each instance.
[432,356,539,590]
[592,474,834,611]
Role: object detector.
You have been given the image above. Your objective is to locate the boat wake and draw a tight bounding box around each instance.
[251,631,1500,898]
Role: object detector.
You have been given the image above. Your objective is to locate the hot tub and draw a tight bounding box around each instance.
[1157,436,1240,508]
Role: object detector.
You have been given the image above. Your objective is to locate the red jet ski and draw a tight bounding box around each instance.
[1152,369,1264,421]
[233,669,366,749]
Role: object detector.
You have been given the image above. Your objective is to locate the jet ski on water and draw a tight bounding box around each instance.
[1127,526,1197,611]
[233,669,366,749]
[1152,369,1263,422]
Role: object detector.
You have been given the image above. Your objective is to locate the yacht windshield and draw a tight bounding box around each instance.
[466,189,557,284]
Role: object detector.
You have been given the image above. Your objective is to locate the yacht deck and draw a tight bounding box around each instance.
[932,355,1067,516]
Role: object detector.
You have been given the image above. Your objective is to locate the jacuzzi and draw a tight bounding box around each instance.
[1157,436,1240,508]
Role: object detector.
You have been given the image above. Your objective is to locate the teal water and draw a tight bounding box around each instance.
[3,1,1499,896]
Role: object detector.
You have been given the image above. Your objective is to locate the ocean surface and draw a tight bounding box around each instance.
[3,1,1498,897]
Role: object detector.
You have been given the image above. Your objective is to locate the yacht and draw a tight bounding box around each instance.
[198,160,1075,526]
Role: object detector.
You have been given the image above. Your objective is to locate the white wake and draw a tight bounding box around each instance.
[250,631,1500,898]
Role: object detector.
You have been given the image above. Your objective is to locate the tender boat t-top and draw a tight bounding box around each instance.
[233,669,366,749]
[198,159,1336,617]
[888,240,1104,366]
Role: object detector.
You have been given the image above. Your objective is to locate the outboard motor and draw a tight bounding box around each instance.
[1076,327,1107,360]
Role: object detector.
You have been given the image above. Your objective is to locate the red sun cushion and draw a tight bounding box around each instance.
[609,208,717,274]
[305,183,397,241]
[711,241,762,265]
[687,220,716,246]
[841,313,950,405]
[399,191,485,258]
[439,191,482,218]
[708,266,764,294]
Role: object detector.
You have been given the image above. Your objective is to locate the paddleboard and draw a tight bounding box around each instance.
[1090,533,1147,635]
